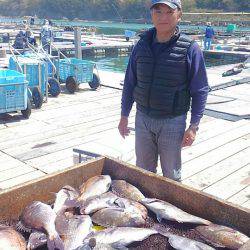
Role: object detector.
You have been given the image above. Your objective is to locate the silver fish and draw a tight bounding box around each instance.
[0,226,26,250]
[19,201,64,250]
[111,180,145,202]
[83,227,158,249]
[141,198,211,225]
[114,197,148,220]
[80,192,118,215]
[168,234,215,250]
[196,224,249,249]
[76,237,124,250]
[56,213,92,250]
[91,244,123,250]
[78,240,127,250]
[239,240,250,250]
[154,224,215,250]
[27,231,47,250]
[79,175,111,201]
[91,207,146,227]
[53,185,79,214]
[76,240,124,250]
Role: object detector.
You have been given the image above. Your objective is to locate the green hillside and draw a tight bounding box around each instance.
[0,0,249,20]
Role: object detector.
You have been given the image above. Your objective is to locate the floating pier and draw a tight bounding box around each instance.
[0,21,249,211]
[52,42,134,57]
[0,68,249,211]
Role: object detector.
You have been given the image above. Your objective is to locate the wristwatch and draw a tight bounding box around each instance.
[189,124,199,132]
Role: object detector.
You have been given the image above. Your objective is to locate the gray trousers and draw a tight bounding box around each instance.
[135,110,186,181]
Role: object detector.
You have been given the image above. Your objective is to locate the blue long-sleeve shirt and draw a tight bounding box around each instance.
[121,34,209,125]
[205,26,215,38]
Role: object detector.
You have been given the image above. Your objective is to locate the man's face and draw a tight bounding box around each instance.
[151,4,182,33]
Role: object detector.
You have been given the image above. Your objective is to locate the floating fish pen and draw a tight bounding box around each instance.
[51,44,134,58]
[82,45,134,58]
[50,40,249,61]
[0,156,249,249]
[204,50,249,66]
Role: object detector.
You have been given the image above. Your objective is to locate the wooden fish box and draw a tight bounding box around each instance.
[0,156,249,236]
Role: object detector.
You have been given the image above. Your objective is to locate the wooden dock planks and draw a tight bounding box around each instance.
[227,186,250,207]
[0,70,249,210]
[182,147,250,188]
[204,164,250,200]
[0,170,45,190]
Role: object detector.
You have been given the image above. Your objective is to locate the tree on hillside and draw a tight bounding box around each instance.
[182,0,196,11]
[0,0,249,18]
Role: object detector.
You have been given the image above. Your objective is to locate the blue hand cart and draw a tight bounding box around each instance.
[9,45,48,109]
[0,69,31,119]
[51,44,101,94]
[23,43,61,98]
[124,30,136,41]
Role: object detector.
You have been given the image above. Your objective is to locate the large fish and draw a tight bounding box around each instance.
[80,192,118,215]
[114,197,148,220]
[168,234,215,250]
[27,231,47,250]
[141,198,211,225]
[82,227,158,249]
[18,201,64,250]
[53,185,79,214]
[56,212,92,250]
[76,241,123,250]
[79,175,111,201]
[91,207,145,227]
[157,228,215,250]
[0,226,26,250]
[239,240,250,250]
[77,239,127,250]
[152,224,216,250]
[196,224,249,249]
[111,180,145,202]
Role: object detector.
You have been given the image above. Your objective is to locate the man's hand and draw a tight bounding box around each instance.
[118,116,130,139]
[181,127,197,148]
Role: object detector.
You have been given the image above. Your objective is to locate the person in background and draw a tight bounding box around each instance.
[30,17,35,26]
[25,28,37,46]
[118,0,209,181]
[13,30,26,50]
[2,33,10,43]
[41,19,53,53]
[204,22,215,50]
[13,20,29,50]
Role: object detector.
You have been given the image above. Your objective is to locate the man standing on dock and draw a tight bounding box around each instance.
[204,22,215,50]
[118,0,209,181]
[41,19,53,54]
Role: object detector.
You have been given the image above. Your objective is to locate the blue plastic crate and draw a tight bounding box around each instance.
[0,70,28,114]
[47,61,54,77]
[23,52,55,77]
[56,58,94,83]
[0,69,25,84]
[9,56,48,95]
[125,30,136,38]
